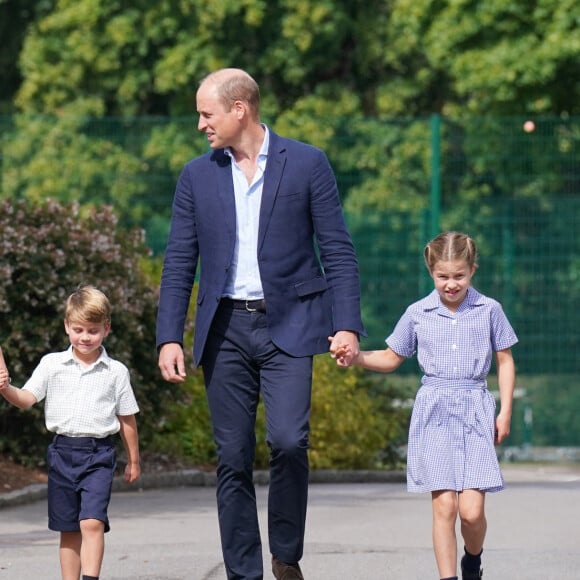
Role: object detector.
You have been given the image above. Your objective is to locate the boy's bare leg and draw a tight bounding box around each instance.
[79,518,105,577]
[431,490,459,578]
[60,531,82,580]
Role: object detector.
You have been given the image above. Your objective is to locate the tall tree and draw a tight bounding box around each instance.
[3,0,579,252]
[12,0,579,118]
[0,0,53,113]
[386,0,580,115]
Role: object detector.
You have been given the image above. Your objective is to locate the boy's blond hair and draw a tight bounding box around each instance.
[65,285,111,325]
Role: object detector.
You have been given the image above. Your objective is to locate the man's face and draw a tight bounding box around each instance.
[196,82,239,149]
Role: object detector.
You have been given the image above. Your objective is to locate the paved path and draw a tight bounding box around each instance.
[0,464,579,579]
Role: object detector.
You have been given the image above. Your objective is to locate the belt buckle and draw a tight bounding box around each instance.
[245,300,258,312]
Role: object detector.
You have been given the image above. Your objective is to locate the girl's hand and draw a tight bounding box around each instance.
[328,332,360,367]
[495,413,511,445]
[0,368,10,390]
[328,337,355,367]
[335,346,352,367]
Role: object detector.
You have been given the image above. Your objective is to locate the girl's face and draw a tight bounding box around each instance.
[64,319,110,365]
[430,259,476,312]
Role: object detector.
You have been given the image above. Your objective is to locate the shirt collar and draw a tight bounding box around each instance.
[63,344,111,369]
[224,124,270,162]
[464,286,485,306]
[423,286,484,312]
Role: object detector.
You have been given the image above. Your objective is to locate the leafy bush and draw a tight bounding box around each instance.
[148,371,216,467]
[0,197,410,470]
[157,349,410,471]
[308,355,411,469]
[501,374,580,447]
[0,199,180,464]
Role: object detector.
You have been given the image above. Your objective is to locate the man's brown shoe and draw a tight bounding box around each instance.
[272,556,304,580]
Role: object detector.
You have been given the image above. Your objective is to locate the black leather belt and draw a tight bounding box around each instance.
[52,435,113,448]
[221,298,266,313]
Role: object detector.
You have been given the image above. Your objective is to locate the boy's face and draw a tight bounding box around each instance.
[64,318,110,364]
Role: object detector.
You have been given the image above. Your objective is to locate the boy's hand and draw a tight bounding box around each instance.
[124,461,141,484]
[0,347,9,390]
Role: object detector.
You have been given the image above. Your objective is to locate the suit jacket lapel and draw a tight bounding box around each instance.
[213,150,237,245]
[259,132,286,251]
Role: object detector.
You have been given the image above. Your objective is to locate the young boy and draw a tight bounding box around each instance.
[0,285,140,580]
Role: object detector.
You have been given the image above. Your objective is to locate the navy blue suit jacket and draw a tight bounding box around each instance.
[156,129,365,366]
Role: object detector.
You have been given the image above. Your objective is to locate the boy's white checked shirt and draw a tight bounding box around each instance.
[23,346,139,438]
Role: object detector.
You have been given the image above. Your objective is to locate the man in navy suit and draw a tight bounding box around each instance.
[157,68,365,580]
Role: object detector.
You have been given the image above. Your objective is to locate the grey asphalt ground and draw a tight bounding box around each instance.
[0,464,579,579]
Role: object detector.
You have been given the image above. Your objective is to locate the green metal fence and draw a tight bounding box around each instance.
[1,113,580,448]
[344,115,580,450]
[350,198,580,370]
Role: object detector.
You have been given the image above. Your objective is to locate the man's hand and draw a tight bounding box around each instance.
[158,342,187,382]
[328,330,360,367]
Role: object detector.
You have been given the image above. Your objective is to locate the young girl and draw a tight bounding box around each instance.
[332,231,517,580]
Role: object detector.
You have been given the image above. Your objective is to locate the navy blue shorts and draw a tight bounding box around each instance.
[47,435,116,533]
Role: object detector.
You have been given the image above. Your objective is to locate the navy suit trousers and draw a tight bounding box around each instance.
[202,302,312,580]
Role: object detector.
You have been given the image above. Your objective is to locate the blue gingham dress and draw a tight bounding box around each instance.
[387,287,518,493]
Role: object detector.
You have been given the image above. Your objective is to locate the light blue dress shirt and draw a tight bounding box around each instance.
[223,126,270,300]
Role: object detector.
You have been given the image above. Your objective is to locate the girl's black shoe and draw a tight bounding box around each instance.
[461,555,483,579]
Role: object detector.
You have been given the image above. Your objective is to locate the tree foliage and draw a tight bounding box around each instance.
[156,351,407,470]
[6,0,578,118]
[0,0,52,113]
[0,1,578,461]
[308,354,405,470]
[0,114,184,252]
[1,0,577,252]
